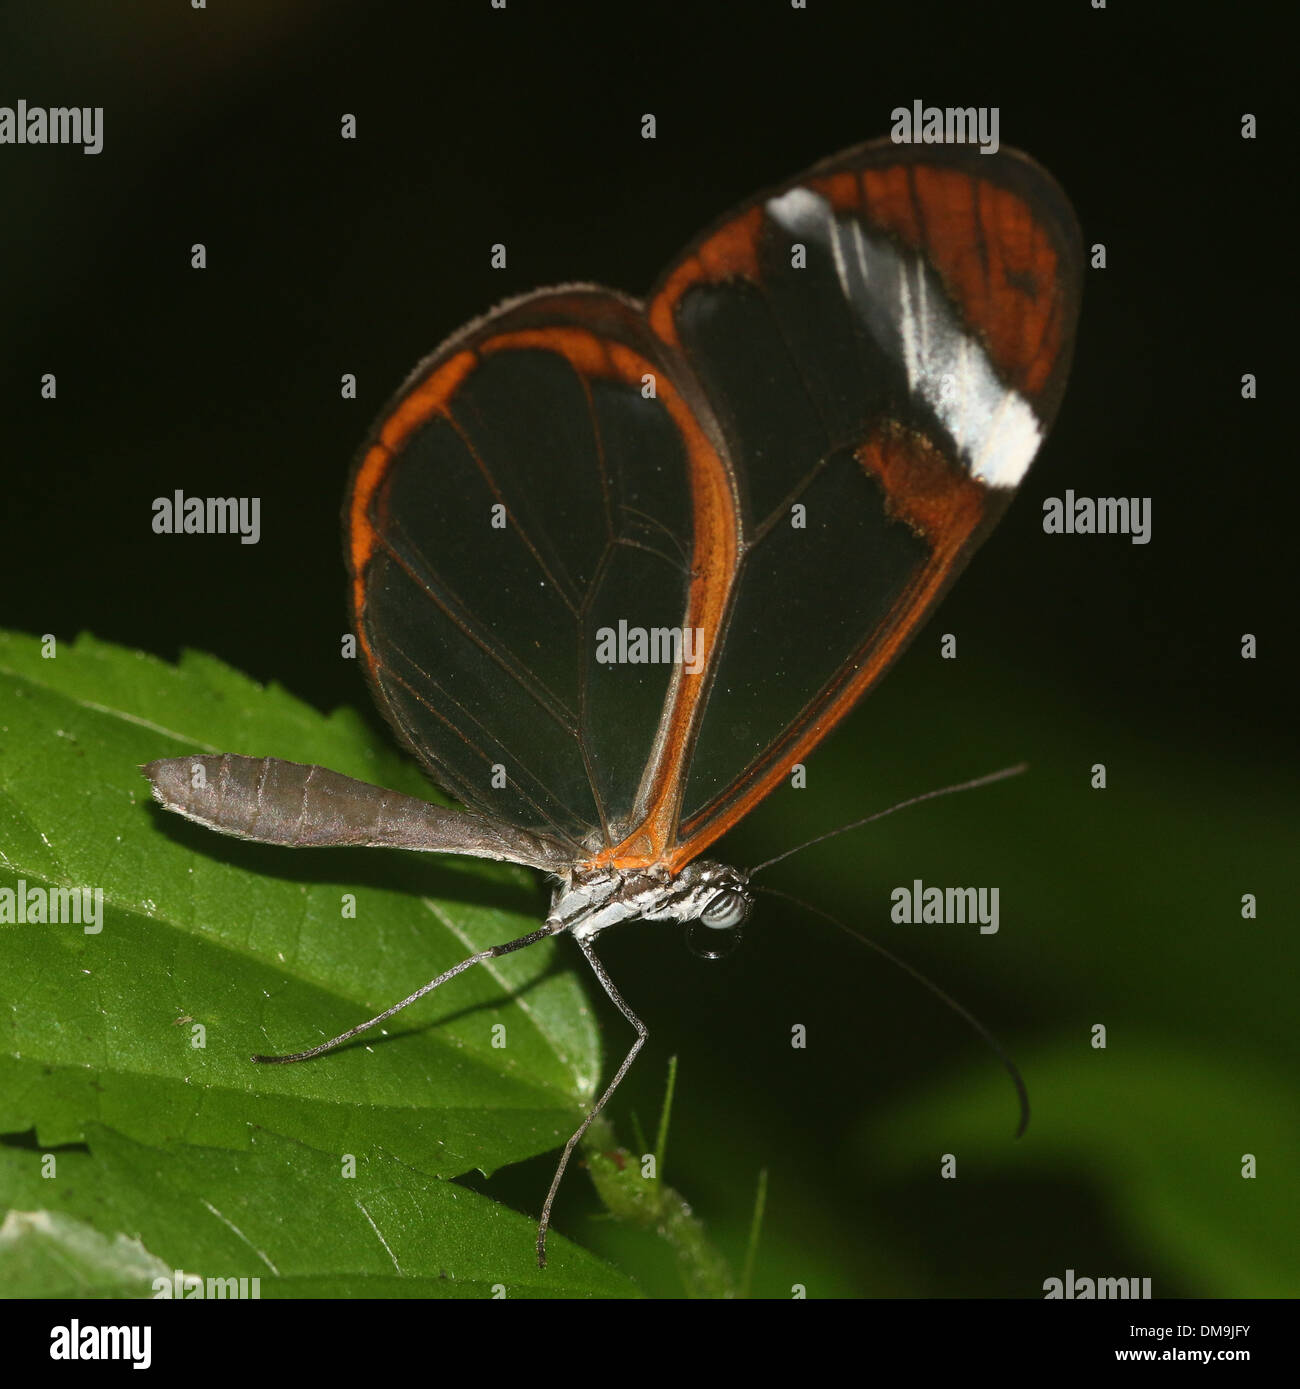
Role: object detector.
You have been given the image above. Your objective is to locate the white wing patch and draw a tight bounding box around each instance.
[766,187,1042,490]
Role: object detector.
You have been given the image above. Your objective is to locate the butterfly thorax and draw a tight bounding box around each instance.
[550,860,752,941]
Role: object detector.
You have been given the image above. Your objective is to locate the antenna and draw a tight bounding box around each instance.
[748,763,1028,877]
[757,885,1030,1137]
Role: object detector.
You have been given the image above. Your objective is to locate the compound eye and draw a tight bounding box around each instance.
[700,888,748,930]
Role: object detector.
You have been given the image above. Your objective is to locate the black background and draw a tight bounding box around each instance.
[1,0,1291,1300]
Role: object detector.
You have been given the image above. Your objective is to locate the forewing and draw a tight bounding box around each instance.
[643,139,1083,867]
[347,290,740,855]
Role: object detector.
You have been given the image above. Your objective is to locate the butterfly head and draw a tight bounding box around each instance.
[555,859,752,946]
[680,861,751,960]
[688,862,752,931]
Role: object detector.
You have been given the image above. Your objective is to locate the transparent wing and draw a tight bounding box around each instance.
[346,290,740,856]
[641,139,1083,867]
[348,141,1082,872]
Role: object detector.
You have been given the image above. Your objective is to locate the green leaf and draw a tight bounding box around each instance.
[0,1208,172,1299]
[861,1040,1300,1298]
[0,1124,638,1297]
[0,629,600,1182]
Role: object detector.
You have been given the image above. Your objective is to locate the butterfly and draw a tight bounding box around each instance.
[143,136,1081,1266]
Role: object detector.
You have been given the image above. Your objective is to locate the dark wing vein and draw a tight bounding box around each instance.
[375,520,580,737]
[443,406,583,618]
[374,655,591,851]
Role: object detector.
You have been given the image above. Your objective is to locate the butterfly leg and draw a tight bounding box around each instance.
[536,934,646,1268]
[251,921,562,1065]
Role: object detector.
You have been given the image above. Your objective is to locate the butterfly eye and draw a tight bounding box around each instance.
[700,887,749,930]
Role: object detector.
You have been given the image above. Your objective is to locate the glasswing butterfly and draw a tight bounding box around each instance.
[144,137,1081,1266]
